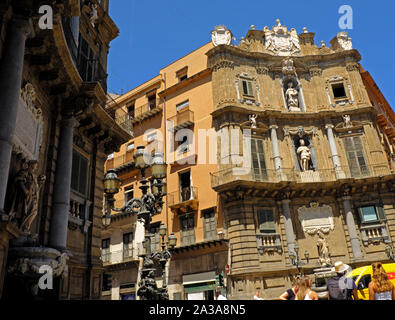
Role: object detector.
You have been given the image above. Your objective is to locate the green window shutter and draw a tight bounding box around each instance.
[251,139,267,181]
[360,206,378,223]
[376,206,387,222]
[343,136,368,178]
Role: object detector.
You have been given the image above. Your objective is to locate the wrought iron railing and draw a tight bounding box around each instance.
[101,249,138,265]
[167,186,198,207]
[210,164,391,188]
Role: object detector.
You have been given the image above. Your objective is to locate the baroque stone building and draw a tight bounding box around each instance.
[0,0,130,299]
[209,21,395,299]
[103,21,395,300]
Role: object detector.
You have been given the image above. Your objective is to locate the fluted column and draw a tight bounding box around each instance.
[342,196,363,260]
[0,16,32,216]
[281,199,296,258]
[325,124,345,178]
[49,113,78,252]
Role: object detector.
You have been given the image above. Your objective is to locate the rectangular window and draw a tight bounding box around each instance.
[180,214,195,246]
[102,273,112,291]
[179,171,192,202]
[124,186,134,206]
[71,150,89,196]
[241,79,254,97]
[251,138,267,181]
[101,238,110,263]
[257,209,276,233]
[148,94,156,110]
[78,35,96,82]
[176,100,189,112]
[343,136,369,178]
[123,232,133,259]
[127,102,135,119]
[357,205,386,224]
[203,208,217,241]
[332,83,347,99]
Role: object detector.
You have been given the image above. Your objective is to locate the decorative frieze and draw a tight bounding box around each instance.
[297,202,335,235]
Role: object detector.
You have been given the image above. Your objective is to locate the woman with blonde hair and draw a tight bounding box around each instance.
[296,276,318,300]
[369,262,395,300]
[279,276,300,300]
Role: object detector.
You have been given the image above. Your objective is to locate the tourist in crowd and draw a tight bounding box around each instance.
[327,261,358,300]
[369,262,395,300]
[296,276,318,300]
[279,276,300,300]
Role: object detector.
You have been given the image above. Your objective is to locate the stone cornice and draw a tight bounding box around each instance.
[206,44,361,70]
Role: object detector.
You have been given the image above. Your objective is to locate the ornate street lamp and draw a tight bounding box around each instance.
[101,211,111,227]
[289,245,309,274]
[103,146,172,300]
[152,223,177,299]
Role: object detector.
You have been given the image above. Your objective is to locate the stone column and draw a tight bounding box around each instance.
[270,125,283,174]
[0,17,32,216]
[49,114,77,252]
[281,199,296,257]
[342,196,362,260]
[325,124,345,178]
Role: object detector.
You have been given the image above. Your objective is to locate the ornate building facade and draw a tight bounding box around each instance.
[0,0,130,299]
[103,20,395,300]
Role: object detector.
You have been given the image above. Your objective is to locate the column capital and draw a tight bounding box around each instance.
[325,124,335,130]
[270,125,279,130]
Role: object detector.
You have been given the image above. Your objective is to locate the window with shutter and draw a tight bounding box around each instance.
[357,205,386,224]
[123,232,133,258]
[71,150,89,196]
[343,136,369,178]
[150,224,161,253]
[203,208,217,241]
[251,138,267,181]
[78,35,96,82]
[257,209,275,233]
[180,214,195,246]
[241,80,254,96]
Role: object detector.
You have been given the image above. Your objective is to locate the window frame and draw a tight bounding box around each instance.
[356,205,386,225]
[202,207,217,241]
[71,149,89,197]
[255,208,276,234]
[342,135,369,178]
[180,213,195,246]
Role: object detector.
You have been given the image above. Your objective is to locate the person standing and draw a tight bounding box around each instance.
[296,276,318,300]
[216,290,227,300]
[279,276,300,300]
[327,261,358,300]
[369,262,395,300]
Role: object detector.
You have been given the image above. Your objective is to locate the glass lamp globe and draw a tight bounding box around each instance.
[103,169,121,195]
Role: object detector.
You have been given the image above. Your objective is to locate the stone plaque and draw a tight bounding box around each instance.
[12,83,43,161]
[297,202,334,235]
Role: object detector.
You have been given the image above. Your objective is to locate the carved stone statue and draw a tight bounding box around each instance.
[297,139,312,172]
[211,25,232,46]
[343,114,352,128]
[8,160,45,233]
[317,231,331,267]
[285,82,301,111]
[249,114,257,129]
[89,3,99,27]
[336,32,352,50]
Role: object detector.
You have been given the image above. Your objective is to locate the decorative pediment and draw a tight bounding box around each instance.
[334,115,367,133]
[240,114,269,134]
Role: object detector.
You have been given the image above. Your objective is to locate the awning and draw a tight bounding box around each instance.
[184,282,216,294]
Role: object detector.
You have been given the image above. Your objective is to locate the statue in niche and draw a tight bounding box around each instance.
[343,114,352,128]
[297,139,312,172]
[317,231,331,267]
[249,114,257,129]
[285,82,301,111]
[8,160,46,233]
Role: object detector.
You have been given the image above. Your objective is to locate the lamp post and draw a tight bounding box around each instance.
[385,244,395,261]
[103,146,171,300]
[289,245,309,274]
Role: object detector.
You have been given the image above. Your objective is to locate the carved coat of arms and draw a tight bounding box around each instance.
[211,25,232,46]
[264,19,301,56]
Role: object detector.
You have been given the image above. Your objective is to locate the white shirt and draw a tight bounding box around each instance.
[217,294,227,300]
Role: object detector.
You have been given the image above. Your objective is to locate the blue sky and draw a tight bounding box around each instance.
[108,0,395,108]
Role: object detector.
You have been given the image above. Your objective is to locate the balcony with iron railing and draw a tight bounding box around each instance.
[106,152,135,171]
[210,163,392,189]
[168,186,199,212]
[168,109,194,131]
[101,248,139,266]
[126,99,163,124]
